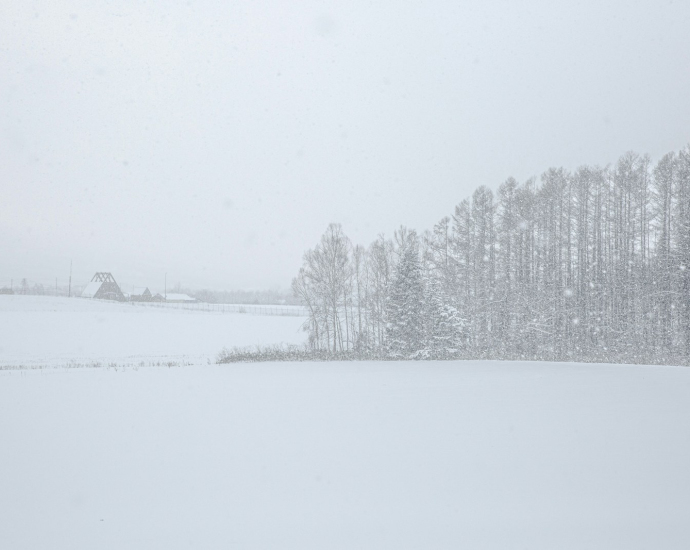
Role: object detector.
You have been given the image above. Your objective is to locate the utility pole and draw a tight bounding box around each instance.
[165,273,167,300]
[55,278,58,296]
[68,260,72,298]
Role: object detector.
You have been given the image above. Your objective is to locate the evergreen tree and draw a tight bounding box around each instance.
[293,145,690,365]
[386,231,425,358]
[423,274,467,358]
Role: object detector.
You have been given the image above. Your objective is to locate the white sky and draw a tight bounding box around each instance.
[2,0,689,290]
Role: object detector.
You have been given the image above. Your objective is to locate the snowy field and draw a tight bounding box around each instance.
[1,360,689,549]
[0,295,307,368]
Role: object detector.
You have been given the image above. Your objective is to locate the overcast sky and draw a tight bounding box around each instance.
[2,0,689,291]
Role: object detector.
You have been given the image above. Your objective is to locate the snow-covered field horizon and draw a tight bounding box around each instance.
[1,360,689,549]
[0,295,307,369]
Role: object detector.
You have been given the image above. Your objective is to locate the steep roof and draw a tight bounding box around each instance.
[81,281,103,298]
[129,287,152,297]
[81,273,126,301]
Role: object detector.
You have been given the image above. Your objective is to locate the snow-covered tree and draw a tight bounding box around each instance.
[293,145,690,365]
[386,230,425,358]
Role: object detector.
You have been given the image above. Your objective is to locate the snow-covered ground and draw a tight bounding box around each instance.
[0,295,307,368]
[1,360,689,549]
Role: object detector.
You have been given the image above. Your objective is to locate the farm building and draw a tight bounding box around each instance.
[129,287,153,302]
[81,272,126,301]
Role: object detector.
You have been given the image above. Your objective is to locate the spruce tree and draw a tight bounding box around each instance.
[423,275,467,359]
[386,232,425,358]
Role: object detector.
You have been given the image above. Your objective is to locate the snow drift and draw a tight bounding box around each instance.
[1,360,688,549]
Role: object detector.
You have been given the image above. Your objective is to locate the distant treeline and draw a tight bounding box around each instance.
[183,287,300,306]
[0,279,76,297]
[291,146,690,365]
[0,280,298,306]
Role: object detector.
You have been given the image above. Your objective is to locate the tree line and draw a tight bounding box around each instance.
[292,146,690,365]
